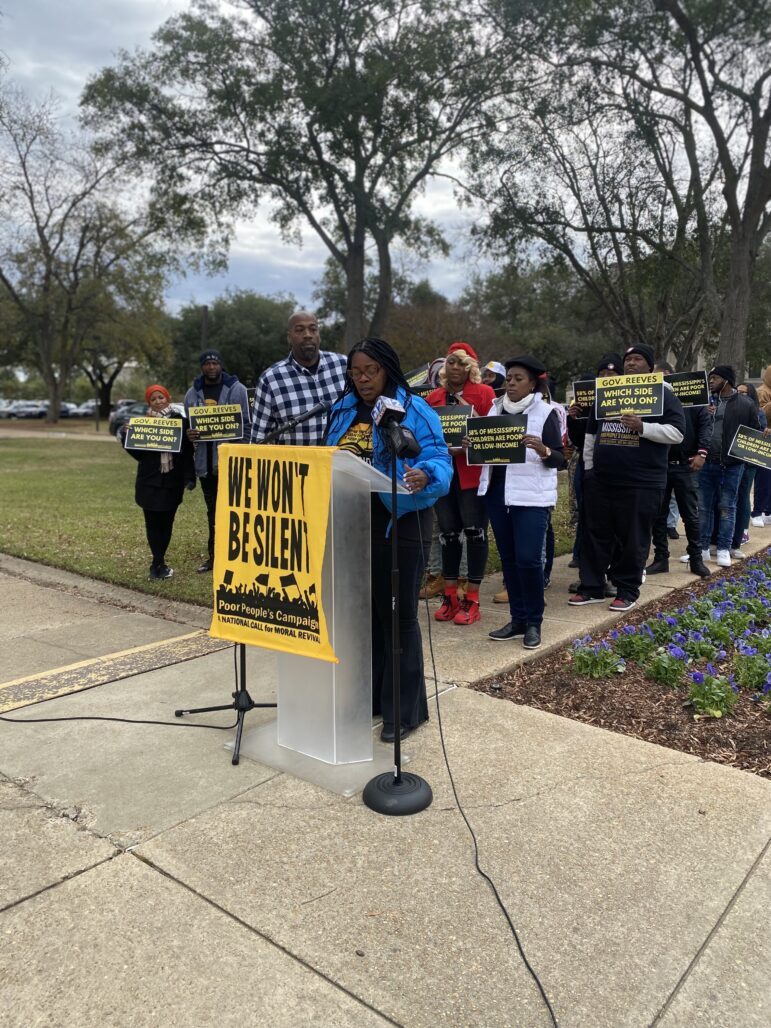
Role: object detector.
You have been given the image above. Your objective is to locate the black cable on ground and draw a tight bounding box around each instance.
[419,518,559,1028]
[0,643,241,732]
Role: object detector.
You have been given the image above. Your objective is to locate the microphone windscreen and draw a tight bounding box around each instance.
[372,396,406,426]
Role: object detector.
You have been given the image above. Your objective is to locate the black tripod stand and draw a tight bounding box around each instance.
[175,642,276,765]
[362,422,433,816]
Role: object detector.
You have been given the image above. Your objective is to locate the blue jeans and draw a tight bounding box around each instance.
[486,481,549,626]
[698,462,744,551]
[733,465,757,548]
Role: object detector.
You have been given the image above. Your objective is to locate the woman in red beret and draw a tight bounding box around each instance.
[426,342,496,624]
[120,385,196,580]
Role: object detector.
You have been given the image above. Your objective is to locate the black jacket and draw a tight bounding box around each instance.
[124,418,196,511]
[706,391,760,467]
[668,405,711,464]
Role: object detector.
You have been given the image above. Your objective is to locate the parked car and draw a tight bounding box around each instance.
[74,400,99,417]
[11,401,47,418]
[110,401,148,435]
[0,399,16,418]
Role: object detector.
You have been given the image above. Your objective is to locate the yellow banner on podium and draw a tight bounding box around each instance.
[210,444,337,663]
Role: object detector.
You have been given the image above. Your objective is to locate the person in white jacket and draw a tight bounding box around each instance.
[478,355,566,650]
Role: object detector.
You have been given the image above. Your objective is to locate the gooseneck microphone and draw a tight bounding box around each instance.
[258,399,332,444]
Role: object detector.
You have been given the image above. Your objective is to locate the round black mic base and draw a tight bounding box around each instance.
[362,771,433,816]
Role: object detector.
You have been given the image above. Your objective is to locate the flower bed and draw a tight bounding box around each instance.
[475,551,771,778]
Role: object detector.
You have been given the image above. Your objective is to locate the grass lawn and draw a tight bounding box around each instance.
[0,433,574,602]
[0,435,216,605]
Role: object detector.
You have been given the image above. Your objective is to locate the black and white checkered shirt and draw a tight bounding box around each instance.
[250,350,348,445]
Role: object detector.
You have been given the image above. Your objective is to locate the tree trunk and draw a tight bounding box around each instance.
[717,238,754,377]
[342,235,367,349]
[369,230,392,339]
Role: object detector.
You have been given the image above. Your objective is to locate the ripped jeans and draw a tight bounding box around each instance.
[435,475,489,583]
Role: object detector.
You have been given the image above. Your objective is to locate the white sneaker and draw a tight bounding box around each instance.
[730,548,745,559]
[702,548,712,562]
[641,569,647,584]
[763,515,771,526]
[716,549,731,567]
[751,516,765,527]
[679,554,690,563]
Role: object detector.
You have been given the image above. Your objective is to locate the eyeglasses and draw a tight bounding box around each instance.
[348,365,382,382]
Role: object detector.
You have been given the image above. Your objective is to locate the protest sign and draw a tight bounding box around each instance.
[210,445,336,662]
[466,415,526,465]
[663,371,709,406]
[571,379,596,419]
[188,404,244,441]
[595,373,664,419]
[123,417,183,452]
[433,405,472,445]
[405,364,429,386]
[728,425,771,471]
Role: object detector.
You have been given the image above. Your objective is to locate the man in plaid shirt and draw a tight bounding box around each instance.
[250,312,347,445]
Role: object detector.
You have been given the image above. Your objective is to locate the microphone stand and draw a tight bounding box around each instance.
[363,427,433,816]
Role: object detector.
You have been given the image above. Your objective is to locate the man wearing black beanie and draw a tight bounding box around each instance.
[696,365,759,568]
[570,344,686,612]
[184,349,250,572]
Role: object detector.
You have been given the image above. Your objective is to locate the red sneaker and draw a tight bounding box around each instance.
[453,597,480,625]
[435,592,461,621]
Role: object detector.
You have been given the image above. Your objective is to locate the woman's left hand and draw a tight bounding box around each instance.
[523,434,549,458]
[403,464,429,493]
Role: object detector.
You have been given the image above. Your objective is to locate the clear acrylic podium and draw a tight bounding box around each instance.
[234,448,409,794]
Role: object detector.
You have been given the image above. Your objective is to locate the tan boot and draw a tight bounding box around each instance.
[419,573,445,600]
[493,586,508,604]
[456,577,468,601]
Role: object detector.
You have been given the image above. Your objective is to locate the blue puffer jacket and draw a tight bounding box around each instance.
[324,385,452,518]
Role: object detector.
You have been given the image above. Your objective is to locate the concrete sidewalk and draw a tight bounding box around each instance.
[1,546,769,1027]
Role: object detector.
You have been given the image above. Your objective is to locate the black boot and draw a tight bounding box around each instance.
[646,558,669,574]
[690,559,710,578]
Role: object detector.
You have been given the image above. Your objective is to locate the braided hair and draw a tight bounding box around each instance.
[340,337,413,402]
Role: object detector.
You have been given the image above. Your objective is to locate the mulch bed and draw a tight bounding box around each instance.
[472,567,771,779]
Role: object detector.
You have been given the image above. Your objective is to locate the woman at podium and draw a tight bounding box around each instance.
[324,338,452,742]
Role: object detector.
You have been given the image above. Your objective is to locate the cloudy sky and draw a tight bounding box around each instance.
[1,0,487,312]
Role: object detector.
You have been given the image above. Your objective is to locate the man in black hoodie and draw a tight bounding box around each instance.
[697,364,759,568]
[646,361,711,577]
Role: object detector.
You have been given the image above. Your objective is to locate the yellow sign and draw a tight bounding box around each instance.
[188,404,244,440]
[210,444,337,662]
[595,372,664,418]
[123,417,183,452]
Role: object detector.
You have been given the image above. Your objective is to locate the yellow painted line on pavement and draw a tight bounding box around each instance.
[0,630,232,713]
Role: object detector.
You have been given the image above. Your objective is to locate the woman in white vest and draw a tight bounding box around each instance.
[478,355,566,649]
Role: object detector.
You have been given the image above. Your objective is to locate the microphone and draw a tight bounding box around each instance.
[372,396,406,427]
[372,396,421,459]
[292,399,331,426]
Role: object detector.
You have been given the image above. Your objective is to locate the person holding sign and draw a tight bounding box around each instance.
[426,342,496,625]
[477,356,566,650]
[570,344,685,612]
[121,385,195,580]
[324,337,452,742]
[184,350,250,573]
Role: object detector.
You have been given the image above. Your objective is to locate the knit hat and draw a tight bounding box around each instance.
[709,364,736,387]
[145,384,171,404]
[623,344,655,371]
[484,360,506,377]
[447,341,478,361]
[427,357,446,387]
[505,354,547,378]
[596,352,623,375]
[199,349,223,366]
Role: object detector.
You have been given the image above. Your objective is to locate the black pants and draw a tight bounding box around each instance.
[143,508,178,565]
[651,465,701,562]
[199,474,218,558]
[434,475,489,582]
[580,477,663,602]
[370,503,431,731]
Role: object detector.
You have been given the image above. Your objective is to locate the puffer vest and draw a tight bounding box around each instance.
[477,394,558,508]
